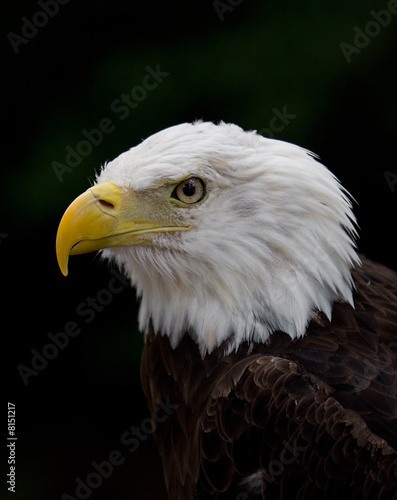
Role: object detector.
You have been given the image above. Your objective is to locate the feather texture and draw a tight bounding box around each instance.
[141,257,397,499]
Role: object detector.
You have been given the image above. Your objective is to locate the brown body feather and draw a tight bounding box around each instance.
[141,256,397,499]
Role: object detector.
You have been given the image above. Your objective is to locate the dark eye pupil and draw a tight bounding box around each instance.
[183,181,196,197]
[172,177,206,204]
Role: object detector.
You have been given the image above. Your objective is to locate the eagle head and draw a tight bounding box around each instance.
[56,121,359,354]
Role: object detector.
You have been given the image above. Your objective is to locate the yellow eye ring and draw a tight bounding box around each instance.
[172,177,206,205]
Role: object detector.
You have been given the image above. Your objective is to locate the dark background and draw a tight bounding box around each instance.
[3,1,397,499]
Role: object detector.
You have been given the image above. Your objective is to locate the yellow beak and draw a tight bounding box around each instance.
[56,181,190,276]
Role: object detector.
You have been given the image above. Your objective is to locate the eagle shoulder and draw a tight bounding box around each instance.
[141,256,397,499]
[200,352,396,498]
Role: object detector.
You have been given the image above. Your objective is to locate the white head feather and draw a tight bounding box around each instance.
[97,121,359,355]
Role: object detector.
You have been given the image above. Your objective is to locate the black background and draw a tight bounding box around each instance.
[3,1,397,499]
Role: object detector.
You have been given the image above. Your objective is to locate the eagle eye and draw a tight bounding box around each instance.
[172,177,206,205]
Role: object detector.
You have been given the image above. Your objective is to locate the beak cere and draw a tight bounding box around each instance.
[55,181,190,276]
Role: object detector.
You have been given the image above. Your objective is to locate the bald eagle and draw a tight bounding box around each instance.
[56,121,397,499]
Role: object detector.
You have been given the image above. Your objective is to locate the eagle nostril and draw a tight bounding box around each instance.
[99,199,115,210]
